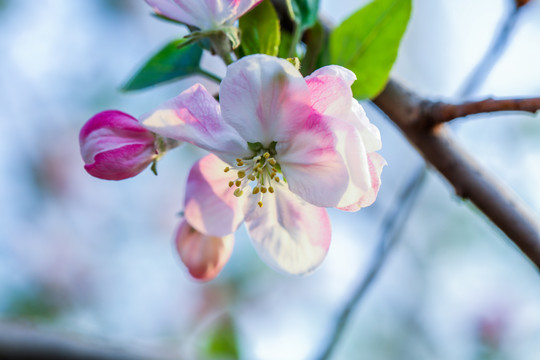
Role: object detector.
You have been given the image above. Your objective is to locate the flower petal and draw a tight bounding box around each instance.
[220,55,311,145]
[175,219,234,282]
[348,101,382,153]
[244,185,331,275]
[306,67,381,153]
[141,84,249,164]
[184,154,247,237]
[80,110,156,180]
[339,152,386,211]
[145,0,262,29]
[277,112,349,207]
[306,65,356,118]
[235,0,264,19]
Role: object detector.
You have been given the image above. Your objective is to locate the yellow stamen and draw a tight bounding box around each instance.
[275,177,280,183]
[268,186,274,193]
[268,158,276,166]
[263,152,270,159]
[228,181,234,187]
[261,187,267,194]
[252,187,260,195]
[237,170,246,178]
[248,174,256,181]
[234,189,243,197]
[258,201,263,208]
[235,180,242,187]
[224,167,230,172]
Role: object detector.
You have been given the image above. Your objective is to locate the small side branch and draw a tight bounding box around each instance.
[422,97,540,127]
[374,80,540,269]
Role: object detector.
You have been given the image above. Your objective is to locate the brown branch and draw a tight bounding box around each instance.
[374,80,540,269]
[422,97,540,127]
[0,323,176,360]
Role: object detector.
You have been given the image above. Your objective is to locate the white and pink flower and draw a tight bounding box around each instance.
[142,55,385,276]
[145,0,263,30]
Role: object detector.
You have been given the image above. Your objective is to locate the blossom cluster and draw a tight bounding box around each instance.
[79,0,385,281]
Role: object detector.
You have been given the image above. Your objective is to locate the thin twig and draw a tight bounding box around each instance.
[459,3,521,97]
[316,167,427,360]
[422,96,540,127]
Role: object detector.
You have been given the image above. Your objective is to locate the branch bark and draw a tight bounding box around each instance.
[373,80,540,269]
[422,97,540,127]
[0,323,175,360]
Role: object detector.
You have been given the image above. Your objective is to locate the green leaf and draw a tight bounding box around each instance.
[203,316,239,359]
[330,0,412,99]
[239,0,280,56]
[278,30,295,58]
[288,0,320,30]
[122,38,203,91]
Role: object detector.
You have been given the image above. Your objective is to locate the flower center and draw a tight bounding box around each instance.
[223,151,282,208]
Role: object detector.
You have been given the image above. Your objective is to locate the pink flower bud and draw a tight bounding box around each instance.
[174,219,234,282]
[79,110,157,180]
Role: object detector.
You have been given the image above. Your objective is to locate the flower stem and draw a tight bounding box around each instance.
[198,69,222,83]
[288,23,303,58]
[210,34,234,65]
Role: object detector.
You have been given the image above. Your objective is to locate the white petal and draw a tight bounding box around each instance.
[220,55,311,145]
[244,185,331,275]
[184,154,247,237]
[141,84,249,163]
[277,112,349,208]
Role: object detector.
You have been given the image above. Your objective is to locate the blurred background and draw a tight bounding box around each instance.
[1,0,540,359]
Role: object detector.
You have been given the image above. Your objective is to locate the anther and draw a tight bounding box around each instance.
[248,174,256,181]
[261,187,267,194]
[224,167,230,172]
[268,158,276,165]
[263,152,270,159]
[234,189,243,197]
[235,180,242,187]
[237,170,246,178]
[275,177,280,183]
[268,186,274,193]
[252,187,260,195]
[228,181,234,187]
[258,201,263,208]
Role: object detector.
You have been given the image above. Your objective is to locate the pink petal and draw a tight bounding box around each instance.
[79,110,156,180]
[306,66,381,152]
[309,65,357,86]
[235,0,264,18]
[220,55,312,145]
[145,0,262,29]
[306,65,356,118]
[348,101,382,153]
[339,152,386,211]
[84,144,155,180]
[184,154,247,237]
[244,185,331,275]
[141,84,249,164]
[175,219,234,282]
[277,112,349,208]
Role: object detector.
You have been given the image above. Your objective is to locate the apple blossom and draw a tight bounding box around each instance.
[142,55,385,275]
[175,219,234,281]
[145,0,263,30]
